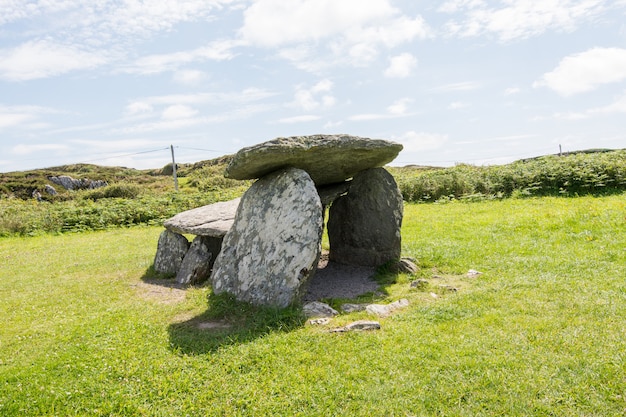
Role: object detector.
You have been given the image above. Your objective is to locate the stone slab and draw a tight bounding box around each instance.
[164,198,240,237]
[225,134,403,186]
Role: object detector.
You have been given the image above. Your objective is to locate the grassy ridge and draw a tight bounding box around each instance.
[1,149,625,236]
[0,157,250,236]
[1,195,625,415]
[392,149,626,202]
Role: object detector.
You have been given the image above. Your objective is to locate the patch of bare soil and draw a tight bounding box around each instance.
[133,279,187,304]
[303,252,379,302]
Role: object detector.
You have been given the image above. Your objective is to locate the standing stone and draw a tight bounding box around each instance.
[210,168,323,307]
[328,168,403,267]
[153,230,190,275]
[176,237,213,285]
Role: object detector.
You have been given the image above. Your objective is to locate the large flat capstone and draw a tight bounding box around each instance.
[224,134,403,186]
[210,167,324,307]
[164,198,240,237]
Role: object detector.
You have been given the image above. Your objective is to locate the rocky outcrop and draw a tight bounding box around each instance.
[328,168,403,266]
[48,175,108,191]
[211,168,324,308]
[225,134,402,185]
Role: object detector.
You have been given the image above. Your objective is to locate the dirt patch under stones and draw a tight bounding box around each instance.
[133,280,187,304]
[303,252,379,302]
[135,252,380,306]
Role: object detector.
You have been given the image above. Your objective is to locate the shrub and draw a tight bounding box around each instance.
[397,150,626,202]
[83,184,142,200]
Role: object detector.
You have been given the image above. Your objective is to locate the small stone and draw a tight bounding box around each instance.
[303,301,339,318]
[365,298,409,317]
[330,320,381,333]
[430,292,438,298]
[410,279,429,289]
[390,258,419,274]
[340,303,367,313]
[439,285,458,292]
[308,318,330,326]
[467,269,482,277]
[345,320,381,331]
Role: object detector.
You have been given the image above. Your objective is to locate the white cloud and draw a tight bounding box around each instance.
[387,98,413,115]
[448,101,469,109]
[592,91,626,114]
[384,53,418,78]
[393,131,448,152]
[545,91,626,119]
[349,98,416,120]
[125,102,154,116]
[12,143,69,156]
[173,69,208,85]
[432,81,481,92]
[124,40,241,74]
[291,80,336,111]
[441,0,607,41]
[534,47,626,96]
[0,105,60,130]
[162,105,199,120]
[240,0,398,47]
[0,112,34,129]
[240,0,430,69]
[0,40,108,81]
[504,87,521,95]
[126,88,277,109]
[1,1,239,45]
[277,115,321,124]
[438,0,486,14]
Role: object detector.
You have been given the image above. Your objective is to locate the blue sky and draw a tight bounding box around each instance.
[1,0,626,172]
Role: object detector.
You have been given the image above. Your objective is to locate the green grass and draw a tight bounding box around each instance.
[2,195,626,415]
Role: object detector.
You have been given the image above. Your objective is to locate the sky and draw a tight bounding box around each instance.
[1,0,626,173]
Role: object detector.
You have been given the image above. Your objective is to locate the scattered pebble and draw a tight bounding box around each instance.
[303,301,338,318]
[467,269,482,277]
[340,303,366,313]
[330,320,381,333]
[365,298,409,317]
[309,318,330,326]
[410,279,429,289]
[430,292,438,299]
[439,285,458,292]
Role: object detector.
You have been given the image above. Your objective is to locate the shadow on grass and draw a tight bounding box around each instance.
[142,260,401,355]
[167,292,307,355]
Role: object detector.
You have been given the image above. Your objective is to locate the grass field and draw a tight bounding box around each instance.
[1,195,625,416]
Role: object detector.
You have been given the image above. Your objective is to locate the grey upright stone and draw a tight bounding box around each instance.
[328,168,403,267]
[210,168,324,307]
[153,230,190,275]
[225,134,403,186]
[176,236,212,285]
